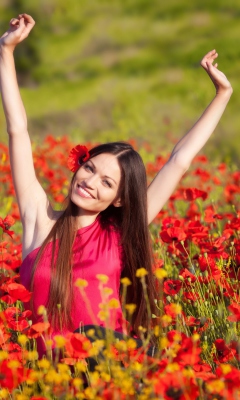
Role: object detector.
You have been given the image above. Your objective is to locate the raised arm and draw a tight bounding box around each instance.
[147,50,233,224]
[0,14,53,252]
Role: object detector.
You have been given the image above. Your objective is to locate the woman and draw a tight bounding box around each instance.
[0,14,233,355]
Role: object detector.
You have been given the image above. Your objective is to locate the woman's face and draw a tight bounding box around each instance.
[71,153,122,216]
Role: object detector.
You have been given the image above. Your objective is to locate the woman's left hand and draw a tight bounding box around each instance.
[200,50,232,95]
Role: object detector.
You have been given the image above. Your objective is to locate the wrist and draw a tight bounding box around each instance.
[216,86,233,100]
[0,43,15,56]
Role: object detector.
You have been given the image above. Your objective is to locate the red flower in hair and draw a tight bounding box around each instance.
[67,145,90,172]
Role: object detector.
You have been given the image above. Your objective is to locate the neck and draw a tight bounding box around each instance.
[75,211,100,229]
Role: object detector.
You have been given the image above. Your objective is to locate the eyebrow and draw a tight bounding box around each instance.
[88,160,117,185]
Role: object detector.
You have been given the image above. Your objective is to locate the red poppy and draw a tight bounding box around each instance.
[3,307,32,331]
[0,322,11,345]
[0,360,27,391]
[215,365,240,392]
[193,168,210,182]
[186,221,209,240]
[214,339,236,363]
[0,215,15,238]
[67,145,90,172]
[160,227,187,243]
[27,321,51,339]
[228,302,240,322]
[65,332,92,359]
[175,336,201,366]
[183,291,200,302]
[179,268,197,285]
[163,279,182,295]
[31,397,49,400]
[5,282,32,302]
[184,188,208,201]
[154,371,199,399]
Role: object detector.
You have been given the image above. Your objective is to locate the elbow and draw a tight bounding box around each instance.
[7,125,28,137]
[169,152,191,174]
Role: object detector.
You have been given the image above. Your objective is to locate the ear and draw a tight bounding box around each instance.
[112,197,122,208]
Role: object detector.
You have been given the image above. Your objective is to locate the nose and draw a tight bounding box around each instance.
[83,173,98,189]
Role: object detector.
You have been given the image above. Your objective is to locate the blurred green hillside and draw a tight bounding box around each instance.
[0,0,240,162]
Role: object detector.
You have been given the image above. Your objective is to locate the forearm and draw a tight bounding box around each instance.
[170,88,232,168]
[0,45,28,136]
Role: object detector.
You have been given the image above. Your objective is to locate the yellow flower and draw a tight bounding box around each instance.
[54,335,66,348]
[97,310,109,321]
[221,364,232,374]
[58,363,70,374]
[88,347,100,357]
[15,395,29,400]
[153,325,160,337]
[206,379,225,394]
[160,336,169,349]
[173,332,182,342]
[26,350,39,361]
[132,361,143,372]
[136,268,148,278]
[125,303,136,315]
[171,303,182,315]
[115,341,127,352]
[121,277,132,286]
[76,361,87,373]
[29,370,43,380]
[161,314,172,324]
[166,362,180,372]
[126,338,137,350]
[154,268,167,280]
[73,377,83,388]
[102,287,113,296]
[192,333,200,342]
[18,334,28,346]
[45,339,53,349]
[8,360,21,369]
[45,369,59,384]
[38,358,51,370]
[101,372,111,382]
[0,389,9,399]
[183,368,194,378]
[108,298,120,309]
[96,274,109,284]
[84,387,97,400]
[138,326,147,333]
[0,351,8,361]
[75,278,88,288]
[37,305,46,315]
[86,329,95,337]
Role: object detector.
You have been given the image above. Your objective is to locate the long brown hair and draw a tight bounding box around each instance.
[31,142,158,335]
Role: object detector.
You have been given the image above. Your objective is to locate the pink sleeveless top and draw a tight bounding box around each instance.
[20,217,124,355]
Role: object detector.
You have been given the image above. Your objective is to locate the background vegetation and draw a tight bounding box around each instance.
[0,0,240,162]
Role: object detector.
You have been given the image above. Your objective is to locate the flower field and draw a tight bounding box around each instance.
[0,135,239,399]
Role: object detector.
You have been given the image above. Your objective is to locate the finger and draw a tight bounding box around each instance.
[201,50,218,65]
[18,13,35,26]
[10,18,20,26]
[214,63,218,68]
[206,49,217,57]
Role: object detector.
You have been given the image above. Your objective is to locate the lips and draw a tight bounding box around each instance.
[76,184,94,199]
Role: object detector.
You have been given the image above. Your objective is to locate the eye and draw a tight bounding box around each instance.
[103,179,112,188]
[84,163,93,172]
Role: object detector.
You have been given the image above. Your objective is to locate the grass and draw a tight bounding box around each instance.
[0,0,240,162]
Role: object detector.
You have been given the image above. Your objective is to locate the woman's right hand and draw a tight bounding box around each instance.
[0,13,35,51]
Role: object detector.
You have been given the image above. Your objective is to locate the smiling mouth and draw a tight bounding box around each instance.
[76,184,94,199]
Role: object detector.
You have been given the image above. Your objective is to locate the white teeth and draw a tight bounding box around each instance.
[77,185,92,198]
